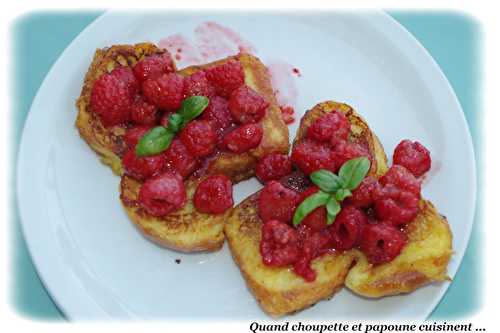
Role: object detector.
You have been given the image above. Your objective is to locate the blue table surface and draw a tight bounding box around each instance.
[10,11,483,320]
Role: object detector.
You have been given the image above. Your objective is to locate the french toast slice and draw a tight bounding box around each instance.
[76,46,289,182]
[224,101,388,316]
[76,43,169,175]
[76,45,289,252]
[225,101,452,316]
[120,175,227,252]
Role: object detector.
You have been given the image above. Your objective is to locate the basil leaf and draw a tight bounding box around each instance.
[335,188,352,202]
[310,169,343,193]
[326,196,341,225]
[338,157,371,190]
[177,96,209,125]
[135,126,174,157]
[292,191,330,226]
[167,113,184,133]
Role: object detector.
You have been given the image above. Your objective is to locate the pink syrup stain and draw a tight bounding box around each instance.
[267,60,299,107]
[158,34,202,68]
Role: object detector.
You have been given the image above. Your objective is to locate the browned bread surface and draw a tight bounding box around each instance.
[225,101,452,316]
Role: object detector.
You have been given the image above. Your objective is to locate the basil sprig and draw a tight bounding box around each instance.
[293,156,371,226]
[135,96,209,157]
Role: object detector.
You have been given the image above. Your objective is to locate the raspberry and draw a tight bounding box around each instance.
[138,172,186,217]
[221,124,263,153]
[179,120,216,157]
[228,85,269,124]
[205,59,245,97]
[163,139,199,178]
[183,71,216,98]
[329,205,367,251]
[193,175,233,214]
[306,111,350,144]
[130,96,159,125]
[122,149,166,181]
[393,140,431,177]
[347,176,381,208]
[142,73,185,111]
[258,181,301,224]
[293,225,333,281]
[374,185,419,226]
[280,106,295,125]
[260,220,299,267]
[124,125,153,148]
[291,140,336,175]
[360,223,407,264]
[379,165,421,196]
[331,141,371,171]
[297,187,328,231]
[200,96,235,136]
[90,66,139,127]
[255,153,293,183]
[133,52,175,83]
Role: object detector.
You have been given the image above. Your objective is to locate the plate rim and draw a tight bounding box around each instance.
[16,10,477,320]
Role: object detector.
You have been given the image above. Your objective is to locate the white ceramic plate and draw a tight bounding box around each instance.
[17,11,476,320]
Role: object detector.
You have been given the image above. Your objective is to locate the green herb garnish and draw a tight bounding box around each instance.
[135,96,209,157]
[293,156,371,226]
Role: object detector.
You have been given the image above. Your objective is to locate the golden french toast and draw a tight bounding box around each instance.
[76,44,289,182]
[76,43,289,252]
[225,101,452,316]
[120,175,227,252]
[76,43,168,175]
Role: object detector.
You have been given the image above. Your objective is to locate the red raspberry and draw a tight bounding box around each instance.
[90,66,139,127]
[329,205,367,251]
[306,111,350,144]
[130,96,159,125]
[133,52,175,83]
[124,125,153,148]
[200,96,234,136]
[374,185,419,226]
[142,73,185,111]
[205,59,245,97]
[393,140,431,177]
[221,124,263,153]
[258,181,301,224]
[163,139,199,178]
[255,153,293,183]
[183,71,216,98]
[280,106,295,125]
[297,187,328,231]
[360,223,407,264]
[228,85,269,124]
[331,141,371,172]
[122,149,166,181]
[379,165,421,196]
[179,120,216,157]
[291,140,336,175]
[138,172,186,217]
[347,176,381,208]
[193,175,233,214]
[293,225,333,281]
[260,220,299,267]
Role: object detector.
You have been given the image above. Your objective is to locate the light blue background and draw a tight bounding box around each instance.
[10,11,482,320]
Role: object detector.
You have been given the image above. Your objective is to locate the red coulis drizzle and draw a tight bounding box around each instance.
[257,109,431,282]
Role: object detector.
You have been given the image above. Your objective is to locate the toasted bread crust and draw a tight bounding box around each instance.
[226,101,453,316]
[225,102,388,316]
[75,43,168,175]
[344,200,452,297]
[120,175,227,252]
